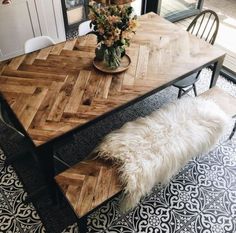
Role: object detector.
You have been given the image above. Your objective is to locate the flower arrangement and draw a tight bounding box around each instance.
[89,2,138,69]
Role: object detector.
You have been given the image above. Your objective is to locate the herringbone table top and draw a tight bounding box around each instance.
[0,13,225,146]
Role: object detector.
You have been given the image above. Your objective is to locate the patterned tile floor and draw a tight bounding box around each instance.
[0,70,236,232]
[85,131,236,233]
[0,151,45,233]
[1,130,236,233]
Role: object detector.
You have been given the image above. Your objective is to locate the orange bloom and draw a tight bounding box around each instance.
[129,19,138,31]
[122,30,133,40]
[107,15,121,24]
[88,12,96,21]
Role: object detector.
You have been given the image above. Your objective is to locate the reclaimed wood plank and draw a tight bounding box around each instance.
[50,42,66,55]
[36,46,53,60]
[22,51,39,65]
[55,157,122,217]
[19,87,48,130]
[47,75,77,122]
[63,39,77,50]
[2,67,67,82]
[64,71,91,113]
[8,55,26,70]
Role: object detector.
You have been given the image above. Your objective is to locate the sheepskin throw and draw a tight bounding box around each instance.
[95,97,231,211]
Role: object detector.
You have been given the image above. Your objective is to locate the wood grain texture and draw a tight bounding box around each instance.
[0,13,225,146]
[55,157,122,217]
[200,87,236,117]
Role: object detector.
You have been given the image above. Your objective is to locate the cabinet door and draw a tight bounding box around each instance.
[0,0,41,61]
[36,0,66,43]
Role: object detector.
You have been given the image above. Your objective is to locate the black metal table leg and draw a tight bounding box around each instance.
[209,55,225,88]
[25,144,57,204]
[79,216,88,233]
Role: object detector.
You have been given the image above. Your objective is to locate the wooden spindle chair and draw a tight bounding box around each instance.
[173,10,220,98]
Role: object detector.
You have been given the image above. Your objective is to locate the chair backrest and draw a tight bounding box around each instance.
[187,10,219,45]
[78,20,93,36]
[24,36,55,53]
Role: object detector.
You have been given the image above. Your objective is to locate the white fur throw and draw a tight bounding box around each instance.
[94,97,230,211]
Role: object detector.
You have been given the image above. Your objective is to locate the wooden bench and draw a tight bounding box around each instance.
[200,87,236,139]
[200,86,236,118]
[55,86,236,230]
[55,157,122,218]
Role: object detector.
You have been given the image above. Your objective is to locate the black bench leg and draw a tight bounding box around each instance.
[178,88,183,98]
[193,83,197,97]
[229,120,236,140]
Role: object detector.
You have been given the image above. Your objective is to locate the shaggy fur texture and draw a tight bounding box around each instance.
[94,97,231,211]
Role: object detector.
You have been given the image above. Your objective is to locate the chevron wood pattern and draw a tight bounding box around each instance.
[0,13,225,146]
[55,157,122,217]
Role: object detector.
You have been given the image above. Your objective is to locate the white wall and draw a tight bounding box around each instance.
[131,0,142,16]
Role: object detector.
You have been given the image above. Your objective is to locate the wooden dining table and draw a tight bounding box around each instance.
[0,12,225,194]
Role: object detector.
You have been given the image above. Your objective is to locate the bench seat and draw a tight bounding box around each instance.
[200,86,236,117]
[55,86,236,220]
[55,157,122,217]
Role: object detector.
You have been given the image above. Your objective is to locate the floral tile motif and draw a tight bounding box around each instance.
[86,195,123,232]
[105,218,135,233]
[62,223,79,233]
[0,150,45,233]
[126,204,176,233]
[84,131,236,233]
[0,118,235,233]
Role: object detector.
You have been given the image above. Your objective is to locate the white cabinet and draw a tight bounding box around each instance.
[36,0,66,43]
[0,0,41,60]
[0,0,66,61]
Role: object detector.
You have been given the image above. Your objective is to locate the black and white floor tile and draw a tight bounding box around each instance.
[0,70,235,233]
[1,129,236,233]
[84,130,236,233]
[0,150,45,233]
[66,29,79,40]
